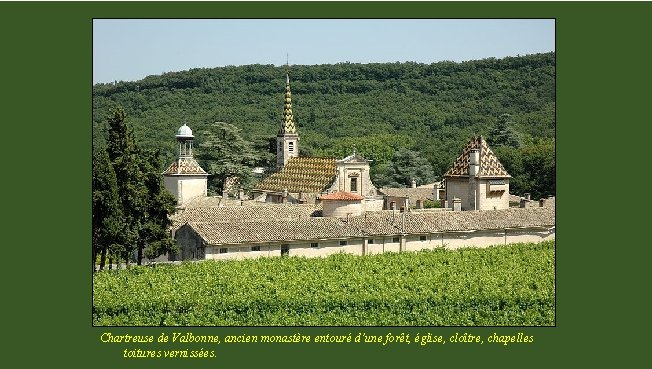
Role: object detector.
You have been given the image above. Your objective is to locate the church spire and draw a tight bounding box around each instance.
[277,67,299,169]
[280,72,296,134]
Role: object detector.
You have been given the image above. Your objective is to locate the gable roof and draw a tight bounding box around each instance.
[254,157,336,193]
[337,152,370,164]
[444,136,510,178]
[163,157,208,175]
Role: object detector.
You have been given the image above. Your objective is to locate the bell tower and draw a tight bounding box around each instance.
[277,73,299,168]
[162,123,208,205]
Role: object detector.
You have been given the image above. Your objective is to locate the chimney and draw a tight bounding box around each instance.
[433,183,440,201]
[524,193,531,201]
[452,197,462,212]
[411,179,417,188]
[282,189,288,204]
[469,149,480,178]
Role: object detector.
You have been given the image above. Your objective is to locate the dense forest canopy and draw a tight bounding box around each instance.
[93,52,555,197]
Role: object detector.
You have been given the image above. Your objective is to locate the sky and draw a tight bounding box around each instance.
[93,19,555,85]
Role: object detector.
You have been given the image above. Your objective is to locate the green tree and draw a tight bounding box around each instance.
[92,146,124,272]
[375,148,435,188]
[106,106,144,266]
[495,138,555,199]
[197,122,261,195]
[488,113,521,148]
[136,149,178,264]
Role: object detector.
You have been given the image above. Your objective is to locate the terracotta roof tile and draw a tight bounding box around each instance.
[177,205,555,246]
[320,191,364,201]
[170,203,321,231]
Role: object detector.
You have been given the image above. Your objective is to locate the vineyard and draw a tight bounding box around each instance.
[93,241,555,326]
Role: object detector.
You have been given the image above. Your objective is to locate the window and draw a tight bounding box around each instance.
[368,239,374,244]
[339,240,347,246]
[288,141,294,152]
[281,244,289,256]
[219,248,228,254]
[251,246,261,252]
[310,242,319,248]
[350,177,358,192]
[419,235,427,241]
[392,237,400,243]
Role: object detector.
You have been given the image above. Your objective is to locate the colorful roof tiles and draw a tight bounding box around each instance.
[444,136,510,178]
[163,157,207,175]
[254,157,336,193]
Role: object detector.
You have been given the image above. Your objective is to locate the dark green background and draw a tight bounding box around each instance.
[2,1,647,367]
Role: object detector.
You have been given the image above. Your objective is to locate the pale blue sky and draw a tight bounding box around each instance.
[93,19,555,85]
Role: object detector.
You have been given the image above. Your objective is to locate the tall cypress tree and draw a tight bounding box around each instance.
[92,146,123,272]
[106,106,146,266]
[105,106,177,266]
[137,149,177,264]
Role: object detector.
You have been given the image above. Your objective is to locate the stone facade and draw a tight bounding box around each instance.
[175,226,555,260]
[444,136,511,211]
[328,153,379,198]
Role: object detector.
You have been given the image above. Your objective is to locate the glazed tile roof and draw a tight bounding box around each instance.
[178,205,554,246]
[163,157,208,175]
[320,191,364,201]
[254,157,336,193]
[280,74,296,134]
[444,136,510,178]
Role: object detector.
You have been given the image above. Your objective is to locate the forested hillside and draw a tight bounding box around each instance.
[92,52,555,197]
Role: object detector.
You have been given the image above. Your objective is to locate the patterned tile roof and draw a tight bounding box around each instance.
[444,136,510,178]
[280,74,296,134]
[163,157,207,175]
[320,191,364,201]
[254,157,336,193]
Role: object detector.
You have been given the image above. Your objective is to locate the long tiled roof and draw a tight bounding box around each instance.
[379,188,435,203]
[179,205,554,246]
[347,206,554,236]
[254,157,336,193]
[320,191,364,201]
[170,203,321,231]
[444,136,510,178]
[163,157,207,175]
[185,217,364,245]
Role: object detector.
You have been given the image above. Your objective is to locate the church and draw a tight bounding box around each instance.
[250,73,383,210]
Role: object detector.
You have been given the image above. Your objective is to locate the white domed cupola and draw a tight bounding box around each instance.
[176,123,195,157]
[176,123,194,139]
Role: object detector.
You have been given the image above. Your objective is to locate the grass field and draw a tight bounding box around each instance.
[92,241,555,326]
